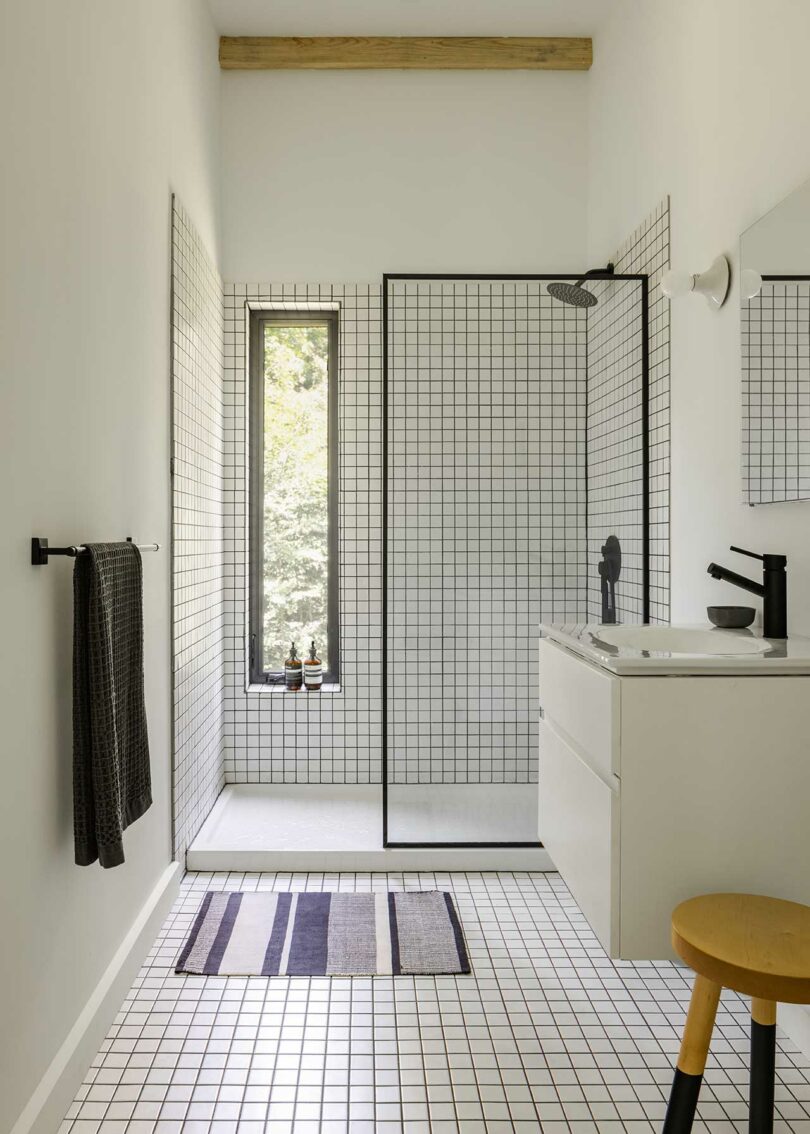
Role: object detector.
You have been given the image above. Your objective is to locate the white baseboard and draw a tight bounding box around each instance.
[780,1003,810,1059]
[10,861,181,1134]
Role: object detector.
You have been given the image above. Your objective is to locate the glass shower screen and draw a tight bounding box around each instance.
[383,276,592,847]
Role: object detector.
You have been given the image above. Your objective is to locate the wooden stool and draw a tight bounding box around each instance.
[663,893,810,1133]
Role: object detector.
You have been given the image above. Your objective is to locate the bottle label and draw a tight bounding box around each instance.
[285,663,303,689]
[304,663,323,688]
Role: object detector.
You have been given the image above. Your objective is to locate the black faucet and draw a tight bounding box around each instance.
[707,545,787,639]
[599,535,622,623]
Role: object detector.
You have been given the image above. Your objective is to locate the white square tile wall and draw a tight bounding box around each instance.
[220,265,668,788]
[223,285,383,784]
[60,870,810,1134]
[386,280,588,785]
[171,199,226,859]
[586,199,671,624]
[585,279,647,623]
[743,281,810,504]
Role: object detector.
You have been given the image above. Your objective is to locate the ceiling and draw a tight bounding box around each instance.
[207,0,609,37]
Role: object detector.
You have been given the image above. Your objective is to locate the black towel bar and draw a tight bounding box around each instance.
[31,537,160,566]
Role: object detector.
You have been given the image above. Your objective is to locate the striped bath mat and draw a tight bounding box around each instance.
[176,891,470,976]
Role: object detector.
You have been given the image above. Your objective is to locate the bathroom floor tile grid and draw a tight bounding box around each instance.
[60,872,810,1134]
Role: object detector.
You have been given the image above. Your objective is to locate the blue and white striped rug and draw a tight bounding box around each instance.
[175,891,471,976]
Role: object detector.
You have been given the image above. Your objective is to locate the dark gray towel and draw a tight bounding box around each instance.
[73,542,152,868]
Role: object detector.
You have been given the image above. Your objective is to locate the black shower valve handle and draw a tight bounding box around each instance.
[730,545,764,561]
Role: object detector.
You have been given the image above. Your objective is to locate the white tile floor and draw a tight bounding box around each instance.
[60,872,810,1134]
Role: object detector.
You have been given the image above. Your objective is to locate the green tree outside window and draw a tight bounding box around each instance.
[262,324,330,672]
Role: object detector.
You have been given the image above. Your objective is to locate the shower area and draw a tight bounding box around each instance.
[171,198,658,868]
[382,272,649,848]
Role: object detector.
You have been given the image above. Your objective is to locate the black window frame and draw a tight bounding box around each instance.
[249,308,340,686]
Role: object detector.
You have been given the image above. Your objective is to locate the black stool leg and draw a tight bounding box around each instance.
[750,998,776,1133]
[663,974,721,1133]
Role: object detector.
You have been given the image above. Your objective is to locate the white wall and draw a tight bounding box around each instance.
[0,2,220,1128]
[221,69,589,281]
[587,0,810,633]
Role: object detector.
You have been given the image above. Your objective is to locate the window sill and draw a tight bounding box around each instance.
[246,683,342,696]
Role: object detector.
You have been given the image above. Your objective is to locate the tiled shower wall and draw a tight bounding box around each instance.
[217,233,669,787]
[223,285,383,784]
[171,199,226,858]
[386,281,587,785]
[586,278,647,622]
[586,198,671,623]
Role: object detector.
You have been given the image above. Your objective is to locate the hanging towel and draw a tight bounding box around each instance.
[73,542,152,867]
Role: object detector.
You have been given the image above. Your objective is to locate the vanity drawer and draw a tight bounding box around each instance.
[539,638,620,779]
[538,717,619,953]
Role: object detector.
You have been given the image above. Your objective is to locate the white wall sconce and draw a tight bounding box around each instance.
[660,254,730,309]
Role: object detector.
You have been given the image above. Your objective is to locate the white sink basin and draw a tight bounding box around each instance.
[539,622,810,675]
[595,625,769,656]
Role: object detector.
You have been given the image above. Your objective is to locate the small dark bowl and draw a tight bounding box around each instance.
[707,605,756,629]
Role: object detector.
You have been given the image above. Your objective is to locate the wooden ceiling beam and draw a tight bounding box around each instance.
[219,36,593,72]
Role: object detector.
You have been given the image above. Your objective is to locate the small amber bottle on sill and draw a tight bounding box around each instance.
[304,641,323,691]
[284,642,303,691]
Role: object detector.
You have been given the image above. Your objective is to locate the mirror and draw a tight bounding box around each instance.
[741,177,810,504]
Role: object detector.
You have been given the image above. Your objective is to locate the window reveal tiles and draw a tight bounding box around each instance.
[224,285,383,785]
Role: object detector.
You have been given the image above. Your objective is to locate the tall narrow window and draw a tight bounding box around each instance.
[249,310,339,684]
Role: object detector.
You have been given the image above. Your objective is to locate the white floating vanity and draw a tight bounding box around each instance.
[538,623,810,960]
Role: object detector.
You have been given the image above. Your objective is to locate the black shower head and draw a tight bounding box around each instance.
[547,280,598,308]
[547,263,615,308]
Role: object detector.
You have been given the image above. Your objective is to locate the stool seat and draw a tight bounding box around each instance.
[672,892,810,1004]
[663,893,810,1133]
